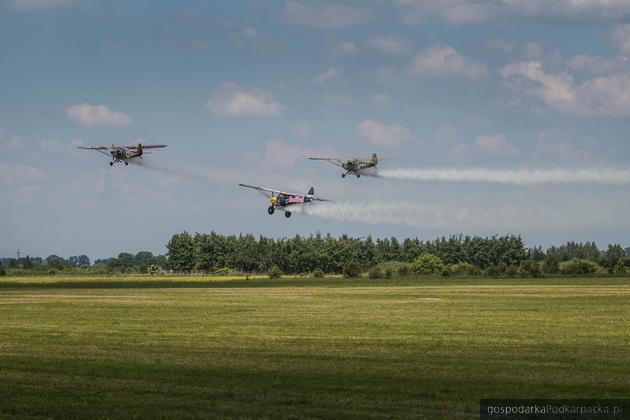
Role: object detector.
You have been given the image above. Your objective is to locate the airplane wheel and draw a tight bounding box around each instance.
[357,174,360,178]
[284,211,292,218]
[267,206,275,215]
[341,173,346,178]
[109,162,113,166]
[125,162,128,166]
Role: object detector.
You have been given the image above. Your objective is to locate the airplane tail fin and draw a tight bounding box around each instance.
[308,186,315,196]
[371,153,378,165]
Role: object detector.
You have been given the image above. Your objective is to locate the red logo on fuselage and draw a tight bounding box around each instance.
[287,195,305,204]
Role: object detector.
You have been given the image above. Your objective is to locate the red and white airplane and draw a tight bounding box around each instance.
[78,143,167,166]
[238,184,331,218]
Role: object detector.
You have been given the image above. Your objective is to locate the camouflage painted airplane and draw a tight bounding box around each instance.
[238,184,331,218]
[77,143,167,166]
[308,153,384,178]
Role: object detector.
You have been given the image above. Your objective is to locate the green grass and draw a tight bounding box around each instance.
[0,277,628,418]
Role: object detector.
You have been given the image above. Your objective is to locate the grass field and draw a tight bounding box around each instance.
[1,277,629,418]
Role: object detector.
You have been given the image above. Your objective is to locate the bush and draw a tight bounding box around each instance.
[483,264,503,278]
[384,266,393,279]
[520,260,542,278]
[343,261,361,278]
[147,264,165,276]
[450,262,481,276]
[214,267,231,275]
[48,268,57,275]
[542,252,560,274]
[311,268,325,278]
[441,266,451,277]
[267,265,282,279]
[560,258,599,275]
[397,264,410,277]
[0,268,5,276]
[412,253,444,275]
[613,258,627,274]
[368,266,383,279]
[505,265,519,277]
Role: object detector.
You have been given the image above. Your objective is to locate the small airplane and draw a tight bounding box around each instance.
[308,153,386,178]
[77,143,167,166]
[238,184,331,218]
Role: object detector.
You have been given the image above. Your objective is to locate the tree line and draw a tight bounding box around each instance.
[2,233,628,277]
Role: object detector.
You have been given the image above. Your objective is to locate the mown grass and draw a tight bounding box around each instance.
[0,277,629,418]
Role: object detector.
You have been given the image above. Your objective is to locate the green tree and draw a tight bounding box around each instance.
[542,251,560,274]
[412,253,444,275]
[46,255,66,269]
[613,258,627,274]
[267,264,282,279]
[343,261,361,278]
[167,232,194,272]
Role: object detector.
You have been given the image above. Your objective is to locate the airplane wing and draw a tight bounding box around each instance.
[307,157,345,168]
[238,183,332,202]
[126,144,168,149]
[77,146,109,150]
[239,183,291,196]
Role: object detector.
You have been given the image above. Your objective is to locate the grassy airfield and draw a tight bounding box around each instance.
[0,277,628,418]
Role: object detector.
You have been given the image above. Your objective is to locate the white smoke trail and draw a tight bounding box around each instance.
[130,158,234,185]
[292,200,625,231]
[377,168,630,186]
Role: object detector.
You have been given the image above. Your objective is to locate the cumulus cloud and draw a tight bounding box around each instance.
[313,67,343,86]
[9,0,74,11]
[474,134,520,157]
[611,24,630,54]
[0,129,23,150]
[396,0,630,24]
[365,35,411,55]
[371,93,392,109]
[0,162,49,185]
[281,1,372,28]
[565,54,629,74]
[500,60,630,118]
[66,103,134,128]
[408,45,487,79]
[336,41,359,55]
[358,118,411,147]
[486,38,515,53]
[207,82,283,117]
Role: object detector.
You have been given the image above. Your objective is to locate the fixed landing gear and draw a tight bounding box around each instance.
[356,174,360,178]
[284,211,292,218]
[267,206,275,215]
[341,173,346,178]
[124,161,128,166]
[109,162,114,166]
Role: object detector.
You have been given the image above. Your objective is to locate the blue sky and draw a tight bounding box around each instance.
[2,0,630,259]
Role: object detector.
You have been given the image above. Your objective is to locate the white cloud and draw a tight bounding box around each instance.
[207,82,283,117]
[281,1,372,28]
[396,0,630,24]
[0,129,22,150]
[0,162,49,185]
[336,41,359,55]
[324,94,355,106]
[371,93,392,109]
[532,131,594,163]
[486,38,515,53]
[295,120,311,137]
[408,45,487,79]
[500,60,630,118]
[314,67,343,86]
[566,54,628,74]
[474,134,520,157]
[365,35,411,56]
[9,0,74,11]
[357,118,411,147]
[611,24,630,54]
[66,103,134,128]
[523,41,542,60]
